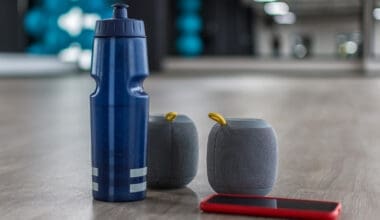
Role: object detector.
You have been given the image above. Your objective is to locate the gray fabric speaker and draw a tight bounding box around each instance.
[147,113,199,189]
[207,117,278,195]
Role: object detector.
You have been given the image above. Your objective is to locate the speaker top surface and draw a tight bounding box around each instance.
[149,114,194,124]
[220,118,271,129]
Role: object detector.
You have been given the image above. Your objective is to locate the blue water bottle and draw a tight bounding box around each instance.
[90,4,149,202]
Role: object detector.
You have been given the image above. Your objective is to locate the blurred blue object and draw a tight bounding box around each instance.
[27,43,48,54]
[100,9,113,19]
[46,15,61,30]
[77,29,94,49]
[176,34,203,56]
[178,0,202,11]
[42,0,71,14]
[24,8,46,37]
[43,28,72,54]
[176,14,202,33]
[24,0,110,56]
[78,0,106,13]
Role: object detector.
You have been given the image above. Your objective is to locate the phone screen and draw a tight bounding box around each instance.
[208,195,338,212]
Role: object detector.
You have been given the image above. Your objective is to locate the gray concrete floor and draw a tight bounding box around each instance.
[0,72,379,219]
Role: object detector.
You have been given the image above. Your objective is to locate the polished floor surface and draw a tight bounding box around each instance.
[0,73,379,219]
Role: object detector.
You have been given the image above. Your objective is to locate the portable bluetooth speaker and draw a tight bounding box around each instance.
[147,112,199,189]
[207,113,278,195]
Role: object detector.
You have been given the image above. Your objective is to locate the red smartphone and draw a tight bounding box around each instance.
[200,194,342,220]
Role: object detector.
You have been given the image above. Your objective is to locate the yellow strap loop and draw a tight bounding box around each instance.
[165,112,178,122]
[208,112,227,126]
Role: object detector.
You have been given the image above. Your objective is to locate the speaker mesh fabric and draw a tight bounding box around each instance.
[207,119,278,195]
[148,115,198,189]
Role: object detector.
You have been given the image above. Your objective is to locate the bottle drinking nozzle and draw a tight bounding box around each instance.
[112,3,128,19]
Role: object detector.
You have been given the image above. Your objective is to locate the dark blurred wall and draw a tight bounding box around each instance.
[167,0,177,55]
[0,0,25,52]
[124,0,168,72]
[202,0,254,55]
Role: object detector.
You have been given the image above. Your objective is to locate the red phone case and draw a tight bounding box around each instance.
[200,194,342,220]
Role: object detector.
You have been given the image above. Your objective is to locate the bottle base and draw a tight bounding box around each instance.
[93,196,145,203]
[93,191,146,202]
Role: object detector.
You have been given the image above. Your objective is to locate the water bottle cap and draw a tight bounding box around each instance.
[95,4,145,37]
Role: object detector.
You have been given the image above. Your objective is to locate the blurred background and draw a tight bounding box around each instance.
[1,0,379,75]
[3,1,380,219]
